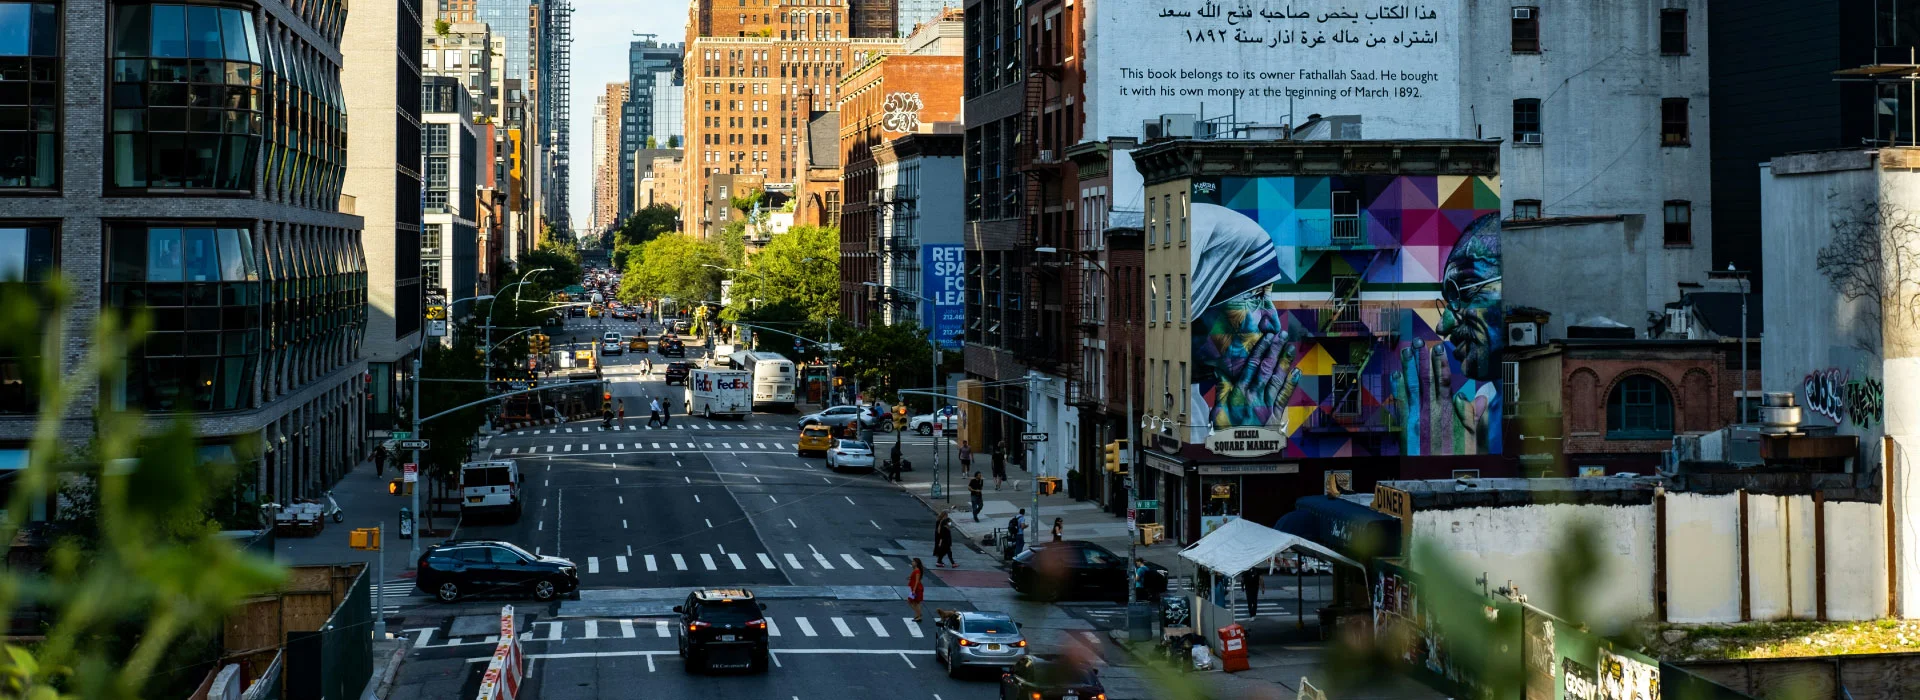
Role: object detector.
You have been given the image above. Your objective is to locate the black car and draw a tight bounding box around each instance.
[675,589,770,673]
[663,361,692,385]
[416,539,579,603]
[659,340,686,358]
[1008,540,1149,603]
[568,305,586,317]
[999,656,1105,700]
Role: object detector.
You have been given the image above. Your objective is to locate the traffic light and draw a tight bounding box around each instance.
[1105,439,1129,473]
[530,334,550,354]
[388,478,412,496]
[893,404,908,430]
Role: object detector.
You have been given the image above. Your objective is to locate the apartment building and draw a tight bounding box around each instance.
[423,76,483,309]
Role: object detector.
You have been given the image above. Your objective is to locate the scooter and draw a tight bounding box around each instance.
[321,490,344,523]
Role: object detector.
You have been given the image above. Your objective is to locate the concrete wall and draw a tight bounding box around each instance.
[1664,492,1741,623]
[1503,219,1655,339]
[1413,503,1657,628]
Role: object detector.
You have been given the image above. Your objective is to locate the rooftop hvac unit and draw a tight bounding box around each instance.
[1159,114,1197,139]
[1142,119,1163,140]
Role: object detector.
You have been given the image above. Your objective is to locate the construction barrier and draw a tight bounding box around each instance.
[475,605,522,700]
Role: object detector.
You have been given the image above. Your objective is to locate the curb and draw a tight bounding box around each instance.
[365,641,408,700]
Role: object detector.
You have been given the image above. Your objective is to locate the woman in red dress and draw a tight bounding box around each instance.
[907,558,926,622]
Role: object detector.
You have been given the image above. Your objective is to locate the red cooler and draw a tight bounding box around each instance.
[1217,623,1249,673]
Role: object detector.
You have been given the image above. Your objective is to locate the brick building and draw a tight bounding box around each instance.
[595,82,630,234]
[1061,137,1146,512]
[792,112,842,231]
[835,15,961,327]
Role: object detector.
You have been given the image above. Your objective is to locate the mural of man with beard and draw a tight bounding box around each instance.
[1394,212,1503,455]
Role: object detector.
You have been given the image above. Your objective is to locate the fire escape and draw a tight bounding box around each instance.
[869,182,918,323]
[1309,197,1399,436]
[1018,19,1082,400]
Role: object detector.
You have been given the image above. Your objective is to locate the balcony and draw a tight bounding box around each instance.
[1305,403,1395,433]
[1319,306,1397,337]
[1331,215,1362,242]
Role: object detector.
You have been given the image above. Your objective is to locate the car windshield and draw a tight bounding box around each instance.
[696,601,760,623]
[803,427,829,436]
[497,541,537,560]
[962,614,1017,634]
[838,441,870,451]
[1026,661,1096,686]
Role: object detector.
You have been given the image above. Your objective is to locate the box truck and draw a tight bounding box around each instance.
[686,368,752,419]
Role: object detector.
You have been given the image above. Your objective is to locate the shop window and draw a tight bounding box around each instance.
[0,2,60,189]
[109,4,265,191]
[1606,375,1673,440]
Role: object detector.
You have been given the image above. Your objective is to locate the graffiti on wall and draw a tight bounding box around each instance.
[1803,367,1884,429]
[1597,648,1660,700]
[1188,175,1503,459]
[881,92,923,133]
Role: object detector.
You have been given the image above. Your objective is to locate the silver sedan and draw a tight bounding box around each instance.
[825,440,875,472]
[932,610,1026,677]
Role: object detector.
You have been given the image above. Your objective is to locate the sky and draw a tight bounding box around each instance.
[566,0,683,233]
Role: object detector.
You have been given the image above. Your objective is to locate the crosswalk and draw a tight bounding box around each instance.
[413,614,931,648]
[574,548,903,575]
[509,423,783,434]
[371,582,425,614]
[494,440,800,455]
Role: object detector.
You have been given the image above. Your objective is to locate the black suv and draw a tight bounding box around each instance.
[416,540,579,602]
[659,339,687,358]
[663,361,692,385]
[675,589,770,673]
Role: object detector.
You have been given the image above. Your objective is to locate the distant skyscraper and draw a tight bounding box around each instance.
[894,0,954,35]
[650,70,685,149]
[624,39,684,218]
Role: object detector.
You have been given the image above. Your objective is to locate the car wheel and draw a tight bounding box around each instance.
[436,581,461,602]
[705,405,713,419]
[918,424,933,436]
[532,579,557,601]
[945,646,961,678]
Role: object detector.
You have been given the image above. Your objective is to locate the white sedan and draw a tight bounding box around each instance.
[825,440,875,472]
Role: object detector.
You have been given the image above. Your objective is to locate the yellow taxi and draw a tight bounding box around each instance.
[797,424,835,457]
[628,337,649,352]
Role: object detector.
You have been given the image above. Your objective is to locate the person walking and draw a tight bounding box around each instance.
[991,441,1008,490]
[907,558,927,622]
[933,514,956,567]
[372,443,389,477]
[968,472,985,522]
[660,396,672,427]
[1133,557,1151,602]
[889,440,905,481]
[616,399,626,426]
[1051,517,1064,542]
[648,397,662,428]
[958,439,973,479]
[1008,508,1027,554]
[1242,570,1263,618]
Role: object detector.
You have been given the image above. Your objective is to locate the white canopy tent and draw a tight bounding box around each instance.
[1178,517,1364,576]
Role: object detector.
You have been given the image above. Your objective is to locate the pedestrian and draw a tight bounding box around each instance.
[968,471,985,522]
[933,514,955,567]
[1132,557,1150,602]
[1242,570,1263,618]
[1051,517,1064,542]
[648,397,662,428]
[889,440,905,480]
[372,443,388,477]
[616,399,626,426]
[1008,508,1027,554]
[958,439,973,477]
[660,396,672,426]
[991,441,1008,490]
[907,558,927,622]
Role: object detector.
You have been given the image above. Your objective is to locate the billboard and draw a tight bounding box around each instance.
[922,244,965,349]
[1085,0,1462,140]
[1188,174,1502,458]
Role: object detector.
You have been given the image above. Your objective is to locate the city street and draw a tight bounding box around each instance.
[378,318,1126,699]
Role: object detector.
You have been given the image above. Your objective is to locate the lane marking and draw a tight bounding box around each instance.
[615,555,629,572]
[813,552,835,570]
[872,556,895,571]
[583,620,599,639]
[794,617,818,637]
[770,495,779,504]
[831,617,854,637]
[672,553,688,570]
[871,520,881,530]
[899,652,916,668]
[757,553,776,569]
[619,619,635,638]
[705,518,713,528]
[845,496,856,505]
[788,518,798,528]
[700,553,717,570]
[645,554,658,571]
[866,617,889,637]
[618,496,623,505]
[622,519,628,529]
[903,618,924,638]
[587,557,599,574]
[694,494,701,503]
[564,445,572,452]
[729,553,746,569]
[655,620,670,637]
[785,553,804,569]
[840,553,864,570]
[766,618,782,636]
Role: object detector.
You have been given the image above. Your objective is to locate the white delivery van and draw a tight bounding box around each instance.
[460,460,522,519]
[686,368,752,419]
[712,343,737,368]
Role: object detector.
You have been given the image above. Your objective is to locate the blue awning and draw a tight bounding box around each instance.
[1276,495,1402,561]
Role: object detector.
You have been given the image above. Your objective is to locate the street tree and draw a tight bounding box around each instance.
[839,321,933,404]
[618,233,726,308]
[726,224,838,322]
[615,204,678,247]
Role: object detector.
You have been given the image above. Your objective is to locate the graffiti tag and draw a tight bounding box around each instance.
[1803,368,1884,429]
[881,92,923,132]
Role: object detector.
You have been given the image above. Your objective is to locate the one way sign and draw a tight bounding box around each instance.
[1020,432,1048,443]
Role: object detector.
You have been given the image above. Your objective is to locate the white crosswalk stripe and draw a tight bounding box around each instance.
[871,556,895,571]
[656,620,671,637]
[699,553,717,570]
[785,553,804,569]
[564,444,573,452]
[587,557,599,574]
[599,444,606,450]
[757,442,768,449]
[840,553,864,570]
[728,553,746,569]
[831,617,854,637]
[813,552,835,570]
[584,620,600,639]
[757,553,776,569]
[615,555,629,573]
[903,618,924,638]
[672,553,688,570]
[795,617,818,637]
[766,618,782,637]
[645,554,658,571]
[620,619,635,638]
[866,617,889,637]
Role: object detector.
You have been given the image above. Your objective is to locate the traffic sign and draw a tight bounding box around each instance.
[403,463,419,483]
[398,439,430,450]
[1020,432,1049,443]
[1127,509,1136,532]
[1135,500,1159,510]
[389,431,413,440]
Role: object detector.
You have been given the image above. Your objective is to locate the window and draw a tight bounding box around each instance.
[1511,6,1539,52]
[1178,274,1188,323]
[1661,98,1689,146]
[1660,9,1687,55]
[1607,375,1674,439]
[1331,365,1360,415]
[1663,200,1691,246]
[1179,192,1189,242]
[1148,278,1158,324]
[0,2,60,189]
[110,4,266,191]
[0,224,56,413]
[1512,99,1541,144]
[1164,274,1174,323]
[1513,199,1541,220]
[106,224,262,412]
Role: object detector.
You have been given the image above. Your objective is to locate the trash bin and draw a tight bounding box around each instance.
[1127,602,1157,641]
[1216,623,1249,673]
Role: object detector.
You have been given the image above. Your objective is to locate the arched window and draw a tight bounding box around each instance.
[1607,375,1673,439]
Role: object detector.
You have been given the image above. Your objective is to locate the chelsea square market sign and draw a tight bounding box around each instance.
[1085,0,1462,140]
[1205,427,1287,458]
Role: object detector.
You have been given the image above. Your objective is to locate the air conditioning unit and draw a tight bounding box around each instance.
[1159,114,1197,139]
[1142,119,1164,140]
[1518,132,1543,145]
[1511,7,1532,19]
[1666,307,1690,337]
[880,188,895,203]
[1507,321,1540,347]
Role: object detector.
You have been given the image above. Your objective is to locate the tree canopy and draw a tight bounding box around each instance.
[725,224,838,323]
[615,204,678,247]
[618,233,726,308]
[839,321,933,403]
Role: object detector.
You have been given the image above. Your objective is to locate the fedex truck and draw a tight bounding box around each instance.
[685,368,752,419]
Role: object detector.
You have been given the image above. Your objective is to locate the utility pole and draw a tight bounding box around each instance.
[1126,328,1139,603]
[408,356,423,563]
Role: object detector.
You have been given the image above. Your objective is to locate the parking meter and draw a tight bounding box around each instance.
[398,507,414,539]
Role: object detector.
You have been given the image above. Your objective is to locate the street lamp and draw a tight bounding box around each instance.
[485,268,553,385]
[1034,246,1141,602]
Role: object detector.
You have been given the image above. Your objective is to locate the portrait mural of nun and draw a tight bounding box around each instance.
[1187,175,1503,459]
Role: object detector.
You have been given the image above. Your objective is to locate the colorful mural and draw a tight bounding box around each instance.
[1188,175,1503,458]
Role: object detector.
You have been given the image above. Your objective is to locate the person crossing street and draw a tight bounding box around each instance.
[968,472,985,522]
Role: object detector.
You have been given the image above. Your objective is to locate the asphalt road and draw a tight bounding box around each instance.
[384,318,1113,700]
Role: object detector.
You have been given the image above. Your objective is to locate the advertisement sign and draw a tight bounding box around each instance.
[921,244,965,349]
[1084,0,1463,141]
[1203,426,1285,458]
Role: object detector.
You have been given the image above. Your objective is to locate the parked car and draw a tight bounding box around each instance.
[415,539,578,603]
[676,588,770,674]
[663,361,693,385]
[1008,540,1150,603]
[798,404,889,431]
[933,610,1027,677]
[911,407,959,436]
[825,439,875,472]
[997,656,1105,700]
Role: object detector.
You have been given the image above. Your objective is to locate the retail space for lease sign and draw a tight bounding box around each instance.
[1084,0,1462,140]
[922,244,965,349]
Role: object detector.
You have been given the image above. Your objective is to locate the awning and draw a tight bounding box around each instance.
[1277,495,1402,560]
[1178,517,1362,577]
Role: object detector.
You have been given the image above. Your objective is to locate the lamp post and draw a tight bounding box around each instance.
[1709,265,1752,420]
[485,268,552,386]
[1036,246,1138,602]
